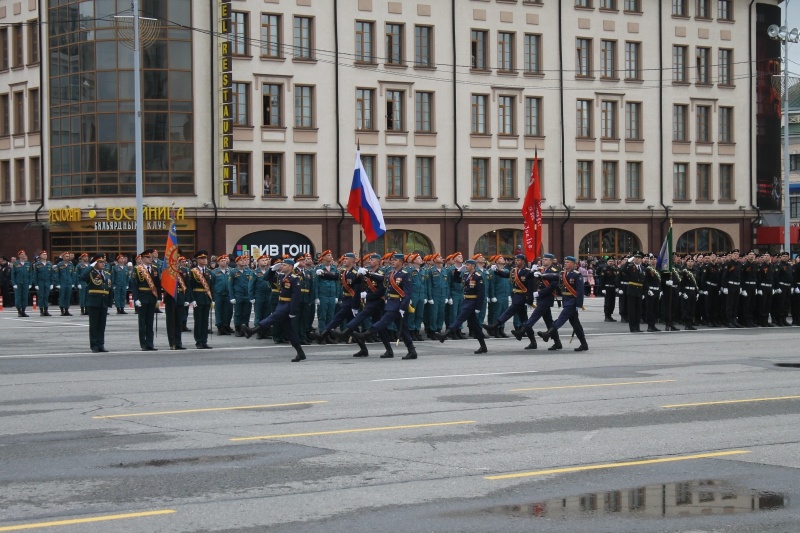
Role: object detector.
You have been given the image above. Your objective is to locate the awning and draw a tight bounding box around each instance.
[755,226,800,245]
[790,183,800,194]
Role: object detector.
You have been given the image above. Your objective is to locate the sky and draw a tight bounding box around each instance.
[782,1,800,77]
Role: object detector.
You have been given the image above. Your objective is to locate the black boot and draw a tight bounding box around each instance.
[574,343,589,352]
[402,346,418,359]
[380,341,394,358]
[352,332,369,357]
[511,328,524,341]
[498,327,509,338]
[538,328,555,343]
[335,328,354,343]
[474,338,488,354]
[684,324,697,330]
[482,322,499,336]
[217,326,230,336]
[524,331,537,350]
[435,330,448,343]
[59,308,65,316]
[647,325,660,332]
[234,325,245,337]
[291,346,306,362]
[548,339,563,351]
[241,325,259,339]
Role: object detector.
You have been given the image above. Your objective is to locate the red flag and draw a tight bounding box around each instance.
[160,211,180,299]
[522,150,542,262]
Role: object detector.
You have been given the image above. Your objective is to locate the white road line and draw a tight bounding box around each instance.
[372,371,540,382]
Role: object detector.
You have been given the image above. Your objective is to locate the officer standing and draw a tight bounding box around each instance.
[250,255,274,338]
[508,253,563,351]
[131,249,161,351]
[164,261,188,351]
[33,251,54,316]
[740,251,758,327]
[408,253,427,342]
[490,255,511,337]
[643,256,661,332]
[228,254,255,337]
[537,256,588,352]
[187,250,213,349]
[446,252,465,338]
[11,250,33,317]
[624,252,645,333]
[598,257,618,322]
[314,250,338,333]
[484,254,535,345]
[426,254,449,338]
[678,255,699,330]
[76,253,91,315]
[435,258,488,354]
[82,254,111,352]
[179,257,191,331]
[211,255,233,335]
[773,251,793,326]
[791,256,800,325]
[616,256,630,322]
[311,252,362,344]
[111,254,129,314]
[721,249,743,328]
[55,251,76,316]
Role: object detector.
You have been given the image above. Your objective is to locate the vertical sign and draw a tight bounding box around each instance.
[220,0,233,196]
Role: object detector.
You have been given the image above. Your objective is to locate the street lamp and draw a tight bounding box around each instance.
[768,16,799,254]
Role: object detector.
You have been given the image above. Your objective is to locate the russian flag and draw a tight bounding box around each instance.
[348,148,386,242]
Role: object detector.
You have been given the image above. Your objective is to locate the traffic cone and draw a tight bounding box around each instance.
[0,295,4,311]
[590,286,595,298]
[128,293,134,308]
[32,295,38,311]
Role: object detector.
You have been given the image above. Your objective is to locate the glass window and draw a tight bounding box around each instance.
[525,158,545,198]
[294,85,313,128]
[600,40,616,78]
[577,160,593,199]
[602,161,617,199]
[27,20,39,65]
[576,38,592,76]
[230,152,251,196]
[696,0,711,18]
[718,0,733,21]
[232,83,249,126]
[524,34,541,74]
[624,42,640,80]
[261,14,282,58]
[697,163,712,200]
[295,153,314,196]
[361,155,377,192]
[14,158,25,201]
[525,96,541,136]
[356,88,374,130]
[624,0,641,12]
[263,153,282,196]
[385,23,404,65]
[576,99,592,138]
[414,25,433,67]
[12,25,22,68]
[386,90,404,131]
[673,104,688,141]
[362,229,433,256]
[697,105,711,142]
[0,29,7,71]
[0,94,7,136]
[719,164,733,200]
[625,102,641,140]
[475,229,525,257]
[791,196,800,218]
[472,158,489,199]
[600,0,617,9]
[231,12,248,56]
[293,16,313,59]
[415,91,433,132]
[626,161,641,199]
[676,228,732,254]
[579,228,641,259]
[355,21,374,63]
[575,0,592,7]
[696,47,711,84]
[0,160,9,203]
[600,100,617,139]
[471,30,488,70]
[415,156,434,198]
[471,94,487,134]
[673,45,688,82]
[262,84,282,127]
[498,158,516,199]
[498,96,514,135]
[387,156,405,197]
[672,0,687,16]
[718,49,733,86]
[673,163,688,200]
[497,32,515,72]
[12,91,23,135]
[29,156,41,201]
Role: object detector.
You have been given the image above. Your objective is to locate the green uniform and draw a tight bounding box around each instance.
[82,267,111,351]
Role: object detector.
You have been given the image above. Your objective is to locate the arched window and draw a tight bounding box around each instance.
[474,229,526,257]
[361,229,433,255]
[676,228,732,254]
[578,228,641,259]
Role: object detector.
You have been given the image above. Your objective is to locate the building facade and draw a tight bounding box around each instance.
[0,0,791,260]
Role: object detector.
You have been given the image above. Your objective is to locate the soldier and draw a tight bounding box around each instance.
[310,252,362,344]
[76,253,91,315]
[131,249,161,351]
[643,256,661,332]
[111,254,129,314]
[228,255,255,336]
[598,256,618,322]
[301,253,317,339]
[484,254,532,344]
[242,259,307,362]
[55,251,76,316]
[755,253,775,327]
[661,260,682,331]
[250,255,274,338]
[164,258,188,351]
[773,251,793,327]
[720,249,743,328]
[792,256,800,326]
[0,256,11,309]
[82,254,111,352]
[740,251,758,327]
[489,255,511,337]
[211,255,233,335]
[446,252,466,338]
[507,253,563,351]
[426,254,449,339]
[678,255,699,330]
[32,250,54,316]
[408,253,427,342]
[435,258,488,354]
[623,252,645,333]
[474,254,489,331]
[11,250,33,317]
[187,250,214,349]
[537,256,588,352]
[616,256,630,322]
[178,257,191,331]
[314,250,338,333]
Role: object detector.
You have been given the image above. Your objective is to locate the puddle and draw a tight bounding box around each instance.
[775,363,800,368]
[473,480,787,520]
[113,454,257,468]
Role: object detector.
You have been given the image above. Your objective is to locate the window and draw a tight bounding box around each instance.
[232,83,249,125]
[414,26,433,67]
[355,21,375,63]
[673,104,688,141]
[718,49,733,86]
[14,159,25,202]
[579,228,642,260]
[28,88,39,133]
[230,152,251,196]
[624,42,641,80]
[27,20,39,65]
[696,0,711,18]
[499,158,516,199]
[602,161,617,199]
[576,99,592,138]
[696,47,711,84]
[576,38,592,76]
[415,91,433,132]
[791,154,800,172]
[362,229,433,256]
[471,94,488,134]
[0,94,8,136]
[29,156,40,201]
[697,163,712,200]
[263,153,283,196]
[718,0,733,21]
[387,156,405,197]
[792,196,800,218]
[361,155,377,192]
[471,30,488,70]
[0,161,9,203]
[696,105,711,142]
[497,32,515,72]
[295,154,315,196]
[719,164,733,200]
[0,29,7,71]
[624,0,641,12]
[293,16,313,59]
[673,45,688,82]
[261,14,282,58]
[230,12,249,56]
[294,85,314,128]
[12,25,22,68]
[415,156,434,198]
[262,84,282,127]
[472,158,489,198]
[673,162,688,200]
[672,0,687,16]
[575,0,592,7]
[498,96,515,135]
[356,88,375,130]
[626,161,642,199]
[600,101,617,139]
[577,161,593,199]
[525,96,542,136]
[600,0,617,9]
[676,228,732,254]
[386,90,404,131]
[625,102,641,140]
[12,92,23,136]
[524,34,541,74]
[525,158,545,197]
[385,23,404,65]
[600,40,616,78]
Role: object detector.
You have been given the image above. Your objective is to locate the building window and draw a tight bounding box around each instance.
[356,88,375,130]
[576,38,592,77]
[498,96,514,135]
[600,0,617,9]
[27,20,39,65]
[29,156,40,201]
[718,0,733,21]
[414,25,433,67]
[362,229,434,256]
[385,23,404,65]
[263,153,283,196]
[791,196,800,218]
[577,160,593,199]
[525,96,542,136]
[696,0,711,18]
[575,0,593,7]
[697,163,712,200]
[790,154,800,172]
[386,90,404,131]
[472,158,489,199]
[625,102,641,140]
[718,49,733,86]
[498,158,516,199]
[525,158,545,197]
[415,156,434,198]
[696,47,711,84]
[230,12,249,56]
[294,85,314,128]
[12,91,23,136]
[624,42,641,80]
[676,228,732,254]
[600,101,617,139]
[262,84,282,127]
[672,0,687,16]
[719,164,733,200]
[0,29,7,71]
[361,155,377,192]
[475,229,525,257]
[471,29,488,70]
[579,228,642,260]
[293,16,314,60]
[415,91,433,133]
[471,94,487,134]
[14,158,25,202]
[600,40,616,78]
[524,34,541,74]
[0,94,8,136]
[0,160,9,203]
[230,152,251,196]
[602,161,617,200]
[28,88,39,133]
[497,32,515,72]
[261,14,282,58]
[387,156,405,197]
[673,45,688,82]
[673,162,688,200]
[576,99,592,138]
[626,161,642,199]
[12,25,22,69]
[624,0,642,12]
[232,83,249,126]
[673,104,688,141]
[696,105,711,142]
[295,154,315,197]
[355,21,375,63]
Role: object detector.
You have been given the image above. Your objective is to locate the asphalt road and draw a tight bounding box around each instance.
[1,298,799,532]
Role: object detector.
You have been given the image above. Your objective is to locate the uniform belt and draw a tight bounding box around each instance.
[628,282,643,287]
[685,287,697,291]
[138,286,151,290]
[705,282,717,286]
[620,281,629,285]
[193,288,206,292]
[779,282,791,287]
[464,295,477,299]
[759,283,772,287]
[744,281,756,285]
[513,289,526,294]
[388,294,401,299]
[728,281,740,285]
[279,297,291,302]
[605,284,615,288]
[272,289,279,293]
[88,290,109,295]
[301,289,310,293]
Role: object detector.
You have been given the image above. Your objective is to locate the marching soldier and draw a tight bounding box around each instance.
[228,254,255,336]
[56,251,76,316]
[616,256,630,323]
[507,253,563,351]
[187,250,213,349]
[624,252,645,333]
[211,255,233,335]
[310,252,362,344]
[11,250,33,317]
[408,253,427,342]
[537,256,588,352]
[661,261,681,331]
[164,259,188,351]
[250,255,274,338]
[701,252,722,327]
[678,255,699,330]
[484,254,534,345]
[33,250,54,316]
[489,255,511,337]
[435,258,488,354]
[131,249,161,351]
[598,257,618,322]
[76,253,91,315]
[446,252,465,338]
[82,254,111,352]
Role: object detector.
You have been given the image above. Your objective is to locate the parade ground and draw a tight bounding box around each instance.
[1,298,799,532]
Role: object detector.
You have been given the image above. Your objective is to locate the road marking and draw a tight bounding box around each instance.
[511,379,675,392]
[231,420,475,441]
[485,450,750,480]
[0,509,176,531]
[93,400,328,419]
[662,395,800,408]
[372,371,539,382]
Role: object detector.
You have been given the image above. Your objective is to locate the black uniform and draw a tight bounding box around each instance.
[188,266,214,348]
[773,258,793,326]
[701,261,722,326]
[81,266,111,352]
[164,274,187,350]
[597,263,618,320]
[678,268,698,329]
[624,261,645,332]
[756,261,774,327]
[721,259,743,328]
[644,266,661,330]
[131,264,161,350]
[740,260,758,327]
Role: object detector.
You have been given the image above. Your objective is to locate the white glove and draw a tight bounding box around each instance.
[135,300,142,307]
[647,290,654,297]
[56,285,61,289]
[740,290,748,298]
[250,299,255,304]
[534,271,541,278]
[423,299,428,304]
[315,269,323,276]
[334,298,339,303]
[627,257,634,263]
[72,285,76,288]
[360,292,367,299]
[458,265,467,272]
[192,301,197,308]
[50,285,53,290]
[314,298,320,305]
[508,296,512,304]
[682,293,689,300]
[601,289,606,295]
[13,284,17,289]
[352,309,358,316]
[184,302,190,307]
[35,285,39,290]
[399,310,405,317]
[776,288,782,294]
[531,265,540,272]
[617,289,623,295]
[490,297,497,302]
[642,295,646,300]
[794,288,800,295]
[77,284,82,289]
[475,309,479,314]
[490,264,497,271]
[756,290,762,296]
[357,267,367,275]
[270,264,281,271]
[532,291,539,298]
[289,315,296,318]
[230,299,236,304]
[665,280,673,286]
[448,298,453,305]
[701,291,708,296]
[721,288,728,295]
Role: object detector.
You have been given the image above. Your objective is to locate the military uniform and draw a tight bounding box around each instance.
[436,260,488,354]
[740,257,758,327]
[490,260,512,336]
[446,259,465,336]
[11,253,33,316]
[164,266,188,350]
[313,255,362,343]
[623,255,646,332]
[678,264,698,330]
[250,263,274,330]
[211,260,233,334]
[187,251,214,348]
[643,265,661,332]
[597,260,618,321]
[55,254,76,315]
[81,255,111,352]
[314,255,339,332]
[76,255,91,314]
[111,257,129,314]
[32,254,55,316]
[228,258,255,336]
[426,259,449,336]
[512,256,562,350]
[720,252,743,328]
[131,250,161,350]
[756,257,775,327]
[773,254,793,326]
[538,256,588,351]
[335,255,392,357]
[486,257,533,339]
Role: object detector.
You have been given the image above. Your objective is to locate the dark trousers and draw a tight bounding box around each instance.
[324,298,358,333]
[627,289,642,331]
[193,304,211,344]
[495,297,529,326]
[138,302,156,348]
[725,289,740,324]
[233,300,252,327]
[603,288,616,317]
[447,301,484,341]
[680,294,696,324]
[165,295,183,348]
[257,303,300,348]
[521,303,559,343]
[87,306,107,350]
[345,299,384,331]
[645,294,659,327]
[551,305,587,344]
[369,301,413,348]
[739,292,754,324]
[705,291,719,323]
[618,287,628,319]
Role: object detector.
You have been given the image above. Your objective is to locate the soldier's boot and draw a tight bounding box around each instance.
[482,322,499,336]
[334,328,353,343]
[224,325,235,334]
[241,325,259,339]
[39,308,45,316]
[647,325,661,332]
[317,330,332,345]
[256,329,267,340]
[64,308,73,316]
[17,309,24,317]
[511,327,525,342]
[401,346,418,360]
[498,327,509,338]
[217,326,230,336]
[684,324,697,330]
[352,332,369,357]
[234,325,245,337]
[455,330,467,340]
[538,328,555,343]
[524,330,537,350]
[59,307,65,316]
[572,330,589,352]
[291,346,306,362]
[474,338,488,354]
[435,329,448,343]
[380,340,394,358]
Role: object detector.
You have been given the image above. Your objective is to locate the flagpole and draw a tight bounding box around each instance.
[667,218,674,330]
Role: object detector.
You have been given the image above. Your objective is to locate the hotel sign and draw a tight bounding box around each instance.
[219,0,233,196]
[48,207,193,232]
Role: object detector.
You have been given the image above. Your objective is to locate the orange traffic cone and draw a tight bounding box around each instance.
[590,286,595,298]
[0,295,4,311]
[32,295,38,311]
[128,293,134,308]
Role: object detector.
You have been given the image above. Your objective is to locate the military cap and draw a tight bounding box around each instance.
[564,255,577,263]
[194,250,208,259]
[283,258,295,266]
[79,252,88,259]
[392,253,405,260]
[61,251,71,258]
[633,251,644,258]
[382,252,393,261]
[780,251,790,257]
[543,253,556,260]
[295,253,306,261]
[343,252,357,259]
[370,253,381,260]
[465,259,477,265]
[237,254,249,261]
[320,249,332,258]
[116,254,126,261]
[514,254,526,260]
[17,249,26,256]
[217,254,229,261]
[731,248,740,254]
[90,254,106,265]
